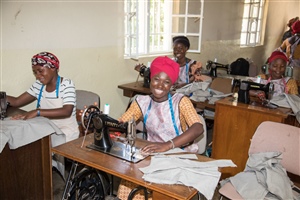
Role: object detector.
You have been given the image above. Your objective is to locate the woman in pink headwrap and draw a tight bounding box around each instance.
[7,52,79,143]
[117,56,204,199]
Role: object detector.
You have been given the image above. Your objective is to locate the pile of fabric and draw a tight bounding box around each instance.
[175,81,232,104]
[139,154,236,200]
[220,152,295,199]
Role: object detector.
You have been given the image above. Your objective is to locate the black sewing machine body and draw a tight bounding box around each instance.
[237,81,274,105]
[135,64,151,88]
[81,105,147,163]
[206,60,231,77]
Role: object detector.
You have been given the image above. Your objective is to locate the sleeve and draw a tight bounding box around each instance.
[287,79,299,95]
[26,80,42,98]
[61,78,76,105]
[119,101,143,123]
[179,96,202,127]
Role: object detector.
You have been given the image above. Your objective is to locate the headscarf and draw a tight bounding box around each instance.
[292,20,300,34]
[288,17,299,27]
[172,36,190,49]
[268,51,288,64]
[31,52,60,69]
[150,56,180,84]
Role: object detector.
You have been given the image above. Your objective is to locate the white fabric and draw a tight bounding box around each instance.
[139,155,236,200]
[271,94,300,123]
[227,152,293,200]
[0,117,63,153]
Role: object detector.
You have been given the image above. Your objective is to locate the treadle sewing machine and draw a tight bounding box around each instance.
[206,60,231,77]
[81,105,148,163]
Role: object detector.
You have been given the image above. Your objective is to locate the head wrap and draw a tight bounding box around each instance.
[291,20,300,34]
[287,17,299,27]
[268,51,288,64]
[31,52,60,69]
[172,36,190,49]
[150,56,180,84]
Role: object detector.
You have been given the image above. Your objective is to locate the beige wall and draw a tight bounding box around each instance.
[1,0,299,118]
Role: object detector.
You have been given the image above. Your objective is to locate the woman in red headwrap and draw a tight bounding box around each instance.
[7,52,79,143]
[251,51,298,102]
[117,56,204,200]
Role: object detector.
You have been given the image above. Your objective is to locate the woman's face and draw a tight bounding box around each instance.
[32,65,56,85]
[150,72,173,102]
[269,58,287,79]
[173,42,188,60]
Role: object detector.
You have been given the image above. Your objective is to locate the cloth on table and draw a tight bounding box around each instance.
[0,116,63,153]
[139,155,236,200]
[220,152,294,200]
[271,94,300,123]
[0,116,66,178]
[176,81,232,104]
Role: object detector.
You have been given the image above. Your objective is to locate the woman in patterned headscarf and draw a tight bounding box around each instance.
[7,52,79,143]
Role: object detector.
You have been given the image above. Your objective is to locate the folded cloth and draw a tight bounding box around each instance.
[0,117,63,153]
[227,152,293,200]
[139,155,236,200]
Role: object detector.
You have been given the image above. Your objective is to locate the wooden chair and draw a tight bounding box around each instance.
[218,121,300,199]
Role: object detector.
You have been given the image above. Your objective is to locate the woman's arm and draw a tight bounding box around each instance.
[7,92,36,107]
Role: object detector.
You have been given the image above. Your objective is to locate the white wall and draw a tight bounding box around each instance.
[1,0,299,118]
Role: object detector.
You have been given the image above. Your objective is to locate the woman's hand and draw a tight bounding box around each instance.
[10,110,38,120]
[140,142,171,154]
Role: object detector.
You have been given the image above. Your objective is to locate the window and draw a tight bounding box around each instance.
[240,0,266,47]
[124,0,204,59]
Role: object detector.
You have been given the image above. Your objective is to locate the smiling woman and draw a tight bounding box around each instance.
[6,51,79,144]
[117,56,204,200]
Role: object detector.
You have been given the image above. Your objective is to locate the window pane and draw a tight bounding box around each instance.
[250,20,257,32]
[240,33,247,45]
[188,0,202,15]
[173,0,186,15]
[251,4,259,18]
[243,4,250,18]
[241,19,249,32]
[172,17,185,33]
[188,36,199,50]
[187,17,200,33]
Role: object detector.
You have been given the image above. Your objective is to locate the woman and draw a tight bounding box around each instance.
[7,51,79,144]
[252,51,298,102]
[117,56,204,199]
[172,36,208,88]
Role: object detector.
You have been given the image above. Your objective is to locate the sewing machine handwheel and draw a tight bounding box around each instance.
[81,105,101,130]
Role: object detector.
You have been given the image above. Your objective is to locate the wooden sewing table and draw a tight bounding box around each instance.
[52,134,214,200]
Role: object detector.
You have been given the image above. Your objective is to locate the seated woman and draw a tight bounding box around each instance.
[251,51,298,102]
[172,36,210,89]
[117,56,204,199]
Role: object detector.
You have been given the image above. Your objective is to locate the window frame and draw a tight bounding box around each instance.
[240,0,266,47]
[124,0,204,59]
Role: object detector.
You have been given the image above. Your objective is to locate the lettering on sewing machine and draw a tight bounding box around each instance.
[206,60,231,77]
[81,105,147,163]
[0,92,8,120]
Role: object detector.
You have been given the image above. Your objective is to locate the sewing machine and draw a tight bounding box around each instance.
[134,64,151,88]
[81,105,147,163]
[237,81,276,108]
[0,92,8,120]
[206,60,231,77]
